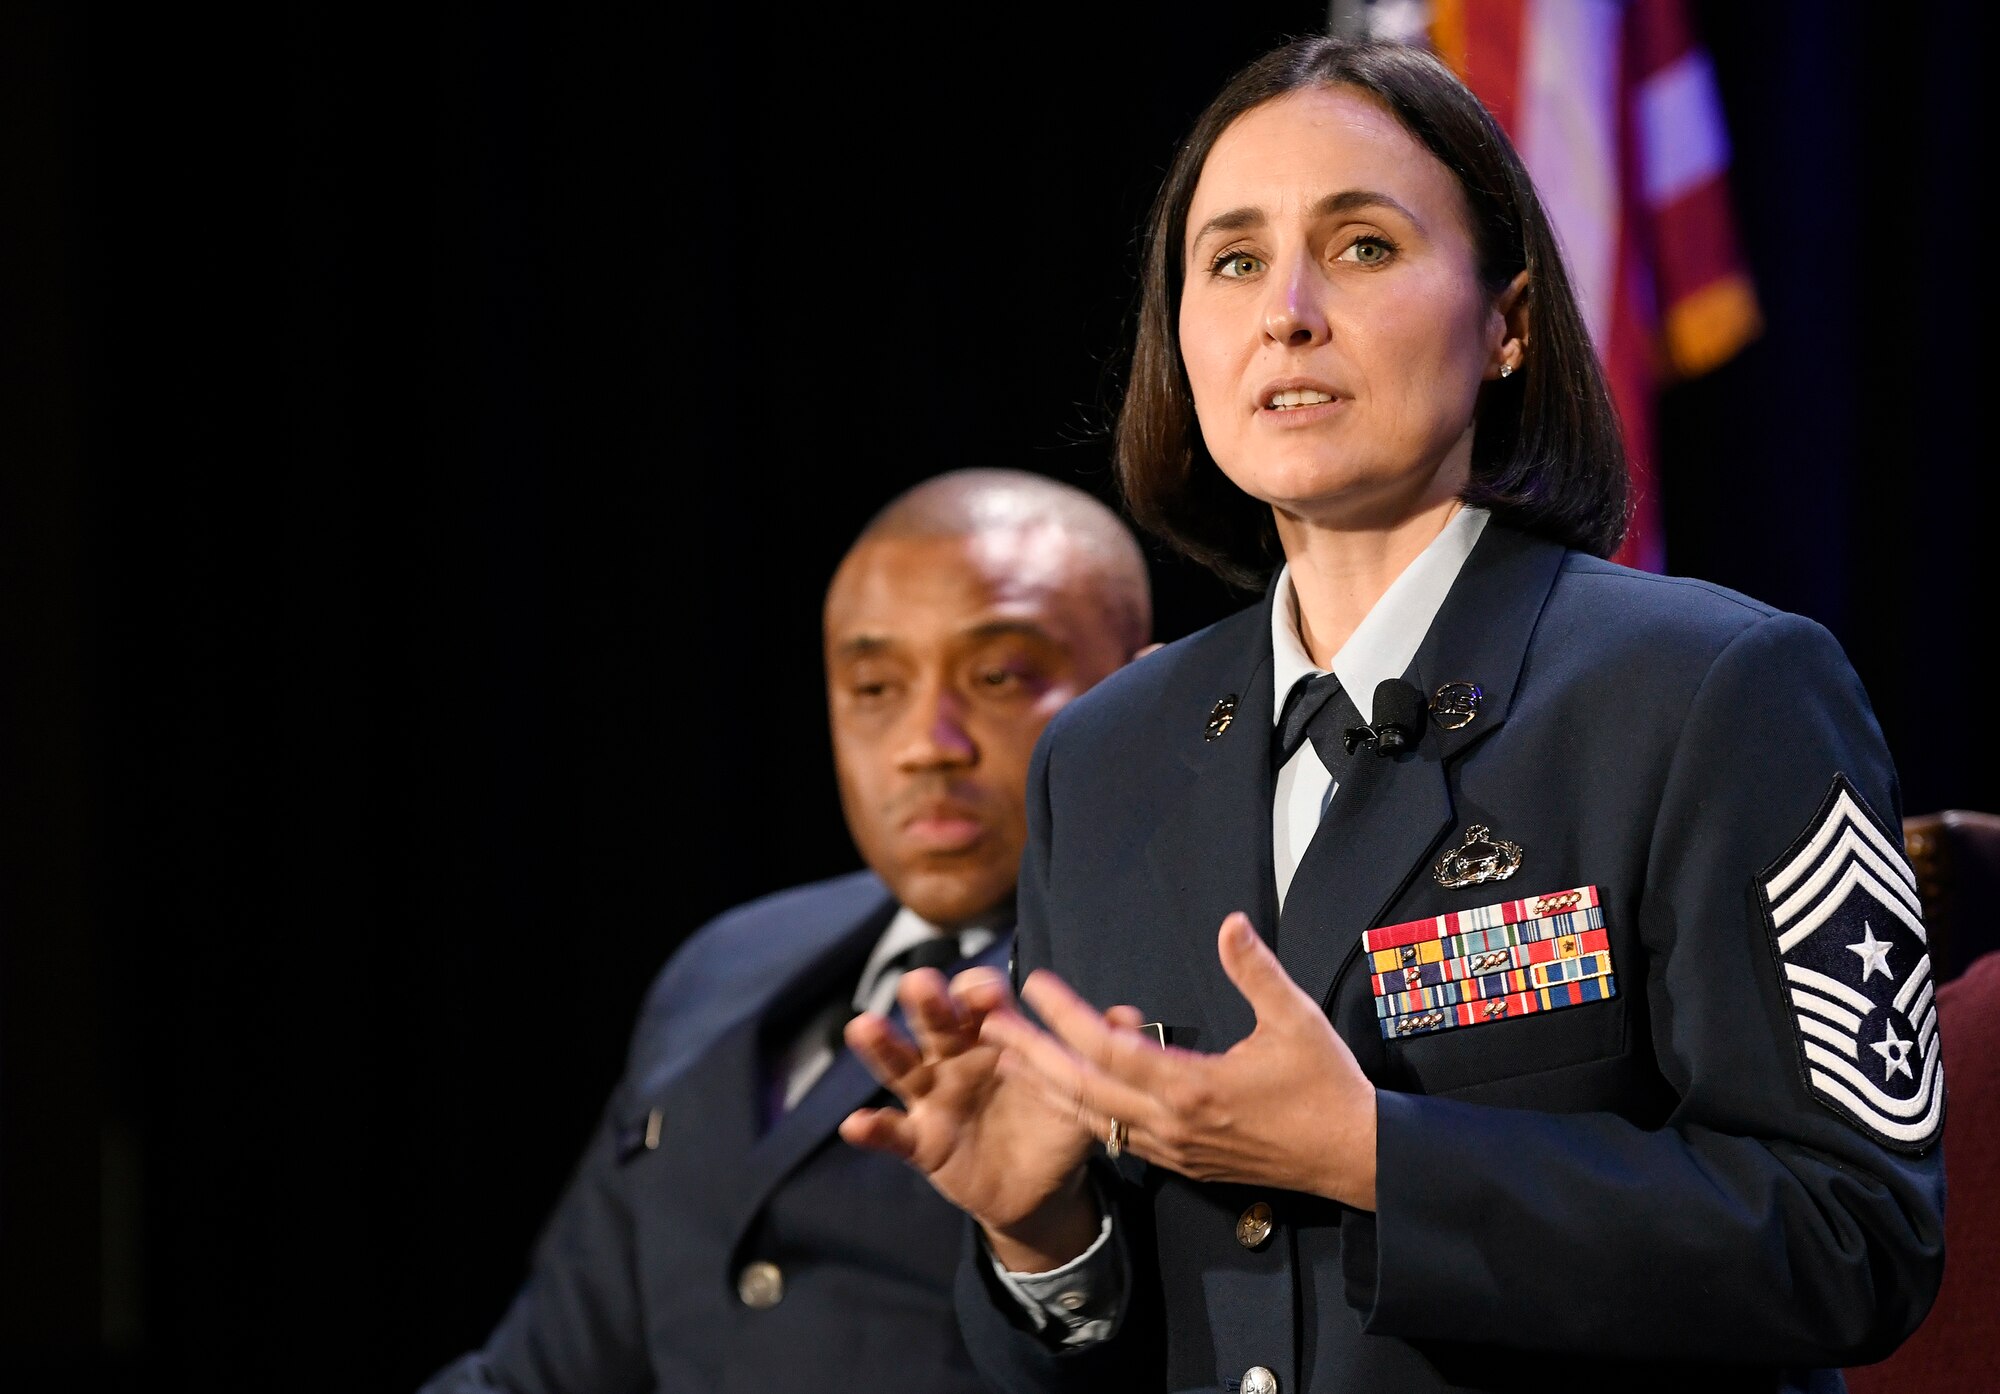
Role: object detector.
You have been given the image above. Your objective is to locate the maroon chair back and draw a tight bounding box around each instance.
[1902,810,2000,985]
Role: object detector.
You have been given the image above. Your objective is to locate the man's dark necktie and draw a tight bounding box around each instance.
[828,933,964,1052]
[878,933,965,990]
[1273,670,1363,772]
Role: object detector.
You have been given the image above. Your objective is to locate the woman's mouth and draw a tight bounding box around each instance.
[1268,388,1336,410]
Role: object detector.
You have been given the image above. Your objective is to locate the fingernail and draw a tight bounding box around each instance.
[1231,915,1255,948]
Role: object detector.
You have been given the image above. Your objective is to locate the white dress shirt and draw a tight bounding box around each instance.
[995,505,1491,1343]
[1270,505,1490,908]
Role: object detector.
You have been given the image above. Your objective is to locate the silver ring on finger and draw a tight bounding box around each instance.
[1104,1117,1127,1160]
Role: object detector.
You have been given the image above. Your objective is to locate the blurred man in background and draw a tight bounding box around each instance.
[421,468,1153,1393]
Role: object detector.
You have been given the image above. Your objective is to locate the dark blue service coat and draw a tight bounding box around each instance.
[423,872,1007,1394]
[959,521,1947,1393]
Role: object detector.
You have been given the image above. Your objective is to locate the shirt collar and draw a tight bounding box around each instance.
[1269,506,1489,725]
[851,904,1005,1016]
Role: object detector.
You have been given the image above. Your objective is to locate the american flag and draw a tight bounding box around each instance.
[1334,0,1762,572]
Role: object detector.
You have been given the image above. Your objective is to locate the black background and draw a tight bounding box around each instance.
[2,2,1989,1388]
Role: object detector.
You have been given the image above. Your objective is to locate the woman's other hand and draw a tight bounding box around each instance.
[840,964,1117,1270]
[982,912,1378,1208]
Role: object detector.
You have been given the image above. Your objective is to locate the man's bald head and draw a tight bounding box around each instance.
[822,469,1152,927]
[846,469,1152,659]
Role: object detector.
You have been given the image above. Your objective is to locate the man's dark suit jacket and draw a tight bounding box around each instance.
[958,521,1948,1393]
[422,871,1006,1393]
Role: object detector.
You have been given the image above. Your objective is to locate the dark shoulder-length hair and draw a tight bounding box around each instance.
[1116,35,1629,589]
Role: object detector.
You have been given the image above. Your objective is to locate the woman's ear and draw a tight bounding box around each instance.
[1489,270,1532,379]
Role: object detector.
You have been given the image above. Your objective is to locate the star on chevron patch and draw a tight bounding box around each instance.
[1757,774,1943,1152]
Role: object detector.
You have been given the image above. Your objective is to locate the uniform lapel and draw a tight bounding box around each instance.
[1405,523,1565,764]
[645,894,892,1235]
[1276,697,1454,1009]
[1140,599,1281,1049]
[655,1010,766,1228]
[720,932,1015,1254]
[1279,524,1570,1014]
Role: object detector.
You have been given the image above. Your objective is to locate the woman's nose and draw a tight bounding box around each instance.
[1262,258,1328,346]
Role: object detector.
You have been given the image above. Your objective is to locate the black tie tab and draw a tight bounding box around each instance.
[1274,671,1345,769]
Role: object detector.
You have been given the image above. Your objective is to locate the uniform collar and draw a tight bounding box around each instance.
[1269,505,1490,724]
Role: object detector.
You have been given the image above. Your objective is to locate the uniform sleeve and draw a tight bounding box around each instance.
[955,1179,1157,1394]
[956,731,1165,1392]
[417,1089,652,1394]
[987,1202,1123,1345]
[1345,612,1947,1365]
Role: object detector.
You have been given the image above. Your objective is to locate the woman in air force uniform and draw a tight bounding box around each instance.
[841,35,1945,1394]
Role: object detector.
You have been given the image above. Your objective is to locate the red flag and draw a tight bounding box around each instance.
[1428,0,1761,571]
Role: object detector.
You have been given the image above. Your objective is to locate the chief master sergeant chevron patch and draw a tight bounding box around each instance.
[1757,774,1944,1152]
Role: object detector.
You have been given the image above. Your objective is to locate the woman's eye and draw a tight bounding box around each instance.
[1212,252,1264,279]
[978,668,1020,689]
[1338,236,1395,266]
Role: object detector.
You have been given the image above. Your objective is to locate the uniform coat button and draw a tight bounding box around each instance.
[1236,1200,1274,1249]
[1241,1366,1278,1394]
[736,1260,784,1309]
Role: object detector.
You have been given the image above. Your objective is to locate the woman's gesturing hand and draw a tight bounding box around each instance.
[840,964,1127,1271]
[982,912,1379,1209]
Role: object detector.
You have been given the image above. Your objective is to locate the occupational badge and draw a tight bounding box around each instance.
[1362,884,1615,1038]
[1433,823,1523,888]
[1758,775,1943,1152]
